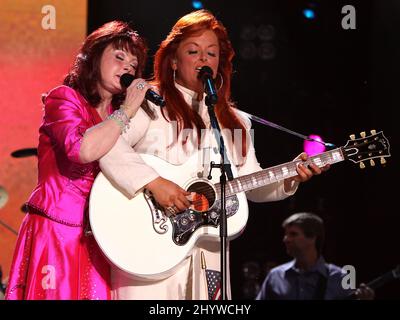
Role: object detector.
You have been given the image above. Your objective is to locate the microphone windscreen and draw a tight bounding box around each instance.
[198,66,213,79]
[120,73,135,88]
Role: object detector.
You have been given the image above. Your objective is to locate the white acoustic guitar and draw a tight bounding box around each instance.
[89,130,390,280]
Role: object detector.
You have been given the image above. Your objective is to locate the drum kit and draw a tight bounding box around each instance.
[0,148,38,235]
[10,148,38,158]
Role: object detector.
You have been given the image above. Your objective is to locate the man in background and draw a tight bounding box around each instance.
[256,212,374,300]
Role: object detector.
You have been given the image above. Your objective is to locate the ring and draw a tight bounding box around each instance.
[166,205,178,216]
[136,82,145,90]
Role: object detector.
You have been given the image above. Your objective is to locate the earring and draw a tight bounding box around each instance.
[216,73,224,91]
[173,69,176,82]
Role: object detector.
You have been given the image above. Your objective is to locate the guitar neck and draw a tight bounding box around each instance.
[366,269,398,290]
[216,147,345,196]
[344,267,399,300]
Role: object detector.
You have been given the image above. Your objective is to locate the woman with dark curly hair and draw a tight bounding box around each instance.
[6,20,151,300]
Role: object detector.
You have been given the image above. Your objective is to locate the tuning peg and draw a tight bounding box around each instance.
[380,157,386,165]
[350,134,355,140]
[359,161,365,169]
[370,159,375,167]
[360,131,366,138]
[370,129,376,135]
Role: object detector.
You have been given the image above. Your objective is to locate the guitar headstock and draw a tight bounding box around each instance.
[343,130,390,168]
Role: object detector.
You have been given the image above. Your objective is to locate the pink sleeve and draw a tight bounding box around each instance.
[42,86,91,164]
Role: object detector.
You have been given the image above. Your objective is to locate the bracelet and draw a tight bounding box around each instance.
[107,108,130,133]
[118,105,131,122]
[108,115,125,133]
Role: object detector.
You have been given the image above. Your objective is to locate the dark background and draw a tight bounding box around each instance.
[88,0,399,299]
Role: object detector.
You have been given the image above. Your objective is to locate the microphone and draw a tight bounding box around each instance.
[120,73,166,107]
[198,66,218,105]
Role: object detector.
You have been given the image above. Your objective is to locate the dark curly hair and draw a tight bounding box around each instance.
[63,20,148,109]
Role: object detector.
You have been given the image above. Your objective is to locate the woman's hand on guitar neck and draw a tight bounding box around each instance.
[284,152,330,193]
[145,177,192,213]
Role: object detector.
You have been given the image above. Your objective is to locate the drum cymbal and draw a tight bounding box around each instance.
[11,148,38,158]
[0,186,8,209]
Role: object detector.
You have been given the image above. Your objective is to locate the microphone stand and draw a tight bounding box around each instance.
[205,95,233,301]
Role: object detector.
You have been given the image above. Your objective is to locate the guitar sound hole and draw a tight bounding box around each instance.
[187,182,215,212]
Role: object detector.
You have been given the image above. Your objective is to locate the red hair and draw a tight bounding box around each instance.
[153,10,248,156]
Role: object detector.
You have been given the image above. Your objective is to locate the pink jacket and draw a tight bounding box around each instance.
[27,85,103,226]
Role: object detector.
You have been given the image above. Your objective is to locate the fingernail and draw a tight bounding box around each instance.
[186,192,195,201]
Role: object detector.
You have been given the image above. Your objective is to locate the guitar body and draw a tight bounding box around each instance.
[89,152,249,280]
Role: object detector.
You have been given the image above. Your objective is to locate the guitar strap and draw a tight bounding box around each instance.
[313,266,328,300]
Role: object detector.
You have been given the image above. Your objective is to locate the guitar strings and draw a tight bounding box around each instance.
[183,151,339,208]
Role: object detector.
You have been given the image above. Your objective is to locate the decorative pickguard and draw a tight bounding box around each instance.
[170,195,239,245]
[143,177,240,246]
[144,189,169,234]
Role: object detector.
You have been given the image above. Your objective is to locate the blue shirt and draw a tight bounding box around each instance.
[255,257,353,300]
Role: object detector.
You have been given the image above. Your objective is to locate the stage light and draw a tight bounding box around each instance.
[258,42,276,60]
[239,41,258,60]
[240,24,257,41]
[303,134,326,156]
[257,24,275,41]
[239,23,277,61]
[303,8,316,20]
[192,1,203,9]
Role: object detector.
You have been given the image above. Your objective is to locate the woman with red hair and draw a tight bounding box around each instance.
[6,21,151,299]
[100,10,327,299]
